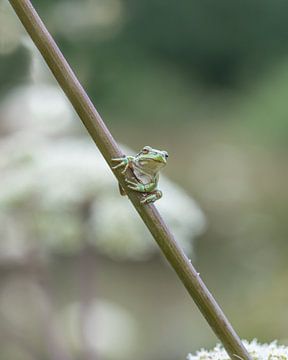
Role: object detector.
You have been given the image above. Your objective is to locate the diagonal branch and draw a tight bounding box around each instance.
[7,1,252,359]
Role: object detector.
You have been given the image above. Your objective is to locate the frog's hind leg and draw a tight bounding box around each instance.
[141,190,162,204]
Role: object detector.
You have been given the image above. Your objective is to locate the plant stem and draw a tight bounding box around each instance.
[8,1,252,359]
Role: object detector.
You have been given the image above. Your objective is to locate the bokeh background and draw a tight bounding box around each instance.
[1,0,288,359]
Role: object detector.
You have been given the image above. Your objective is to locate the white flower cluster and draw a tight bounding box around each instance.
[0,42,206,262]
[0,84,76,136]
[62,299,139,358]
[187,340,288,360]
[0,276,137,359]
[0,132,206,261]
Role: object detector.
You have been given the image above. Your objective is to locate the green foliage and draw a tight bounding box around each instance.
[236,59,288,144]
[46,0,288,87]
[0,46,30,94]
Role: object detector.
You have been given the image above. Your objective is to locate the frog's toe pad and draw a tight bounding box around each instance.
[111,157,128,170]
[125,179,136,186]
[128,185,139,191]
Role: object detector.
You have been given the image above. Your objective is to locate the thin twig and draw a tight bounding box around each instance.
[8,1,252,359]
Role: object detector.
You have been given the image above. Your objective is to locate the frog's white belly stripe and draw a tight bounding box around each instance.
[132,165,153,185]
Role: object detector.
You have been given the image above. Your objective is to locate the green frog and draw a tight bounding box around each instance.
[111,146,168,204]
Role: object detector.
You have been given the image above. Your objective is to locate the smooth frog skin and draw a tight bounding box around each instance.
[111,146,168,204]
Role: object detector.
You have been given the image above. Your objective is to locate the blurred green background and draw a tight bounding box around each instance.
[1,0,288,359]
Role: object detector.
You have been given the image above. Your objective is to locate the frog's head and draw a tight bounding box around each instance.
[136,146,168,172]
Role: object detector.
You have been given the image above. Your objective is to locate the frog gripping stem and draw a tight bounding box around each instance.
[7,1,252,360]
[113,146,166,204]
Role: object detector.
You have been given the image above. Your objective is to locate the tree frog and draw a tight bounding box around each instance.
[111,146,168,204]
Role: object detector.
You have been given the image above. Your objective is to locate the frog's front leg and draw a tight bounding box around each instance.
[111,155,134,174]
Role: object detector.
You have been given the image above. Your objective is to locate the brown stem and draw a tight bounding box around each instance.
[7,1,252,359]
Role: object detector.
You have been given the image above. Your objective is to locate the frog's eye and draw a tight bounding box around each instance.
[142,146,150,154]
[142,148,149,154]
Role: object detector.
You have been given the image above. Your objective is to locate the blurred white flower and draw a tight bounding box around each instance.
[49,0,125,41]
[90,176,206,260]
[0,132,206,261]
[62,299,139,359]
[0,35,206,261]
[187,340,288,360]
[0,84,76,136]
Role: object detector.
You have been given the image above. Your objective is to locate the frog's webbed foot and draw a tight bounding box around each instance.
[125,179,146,192]
[111,156,130,174]
[124,179,162,204]
[140,190,162,204]
[125,179,162,203]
